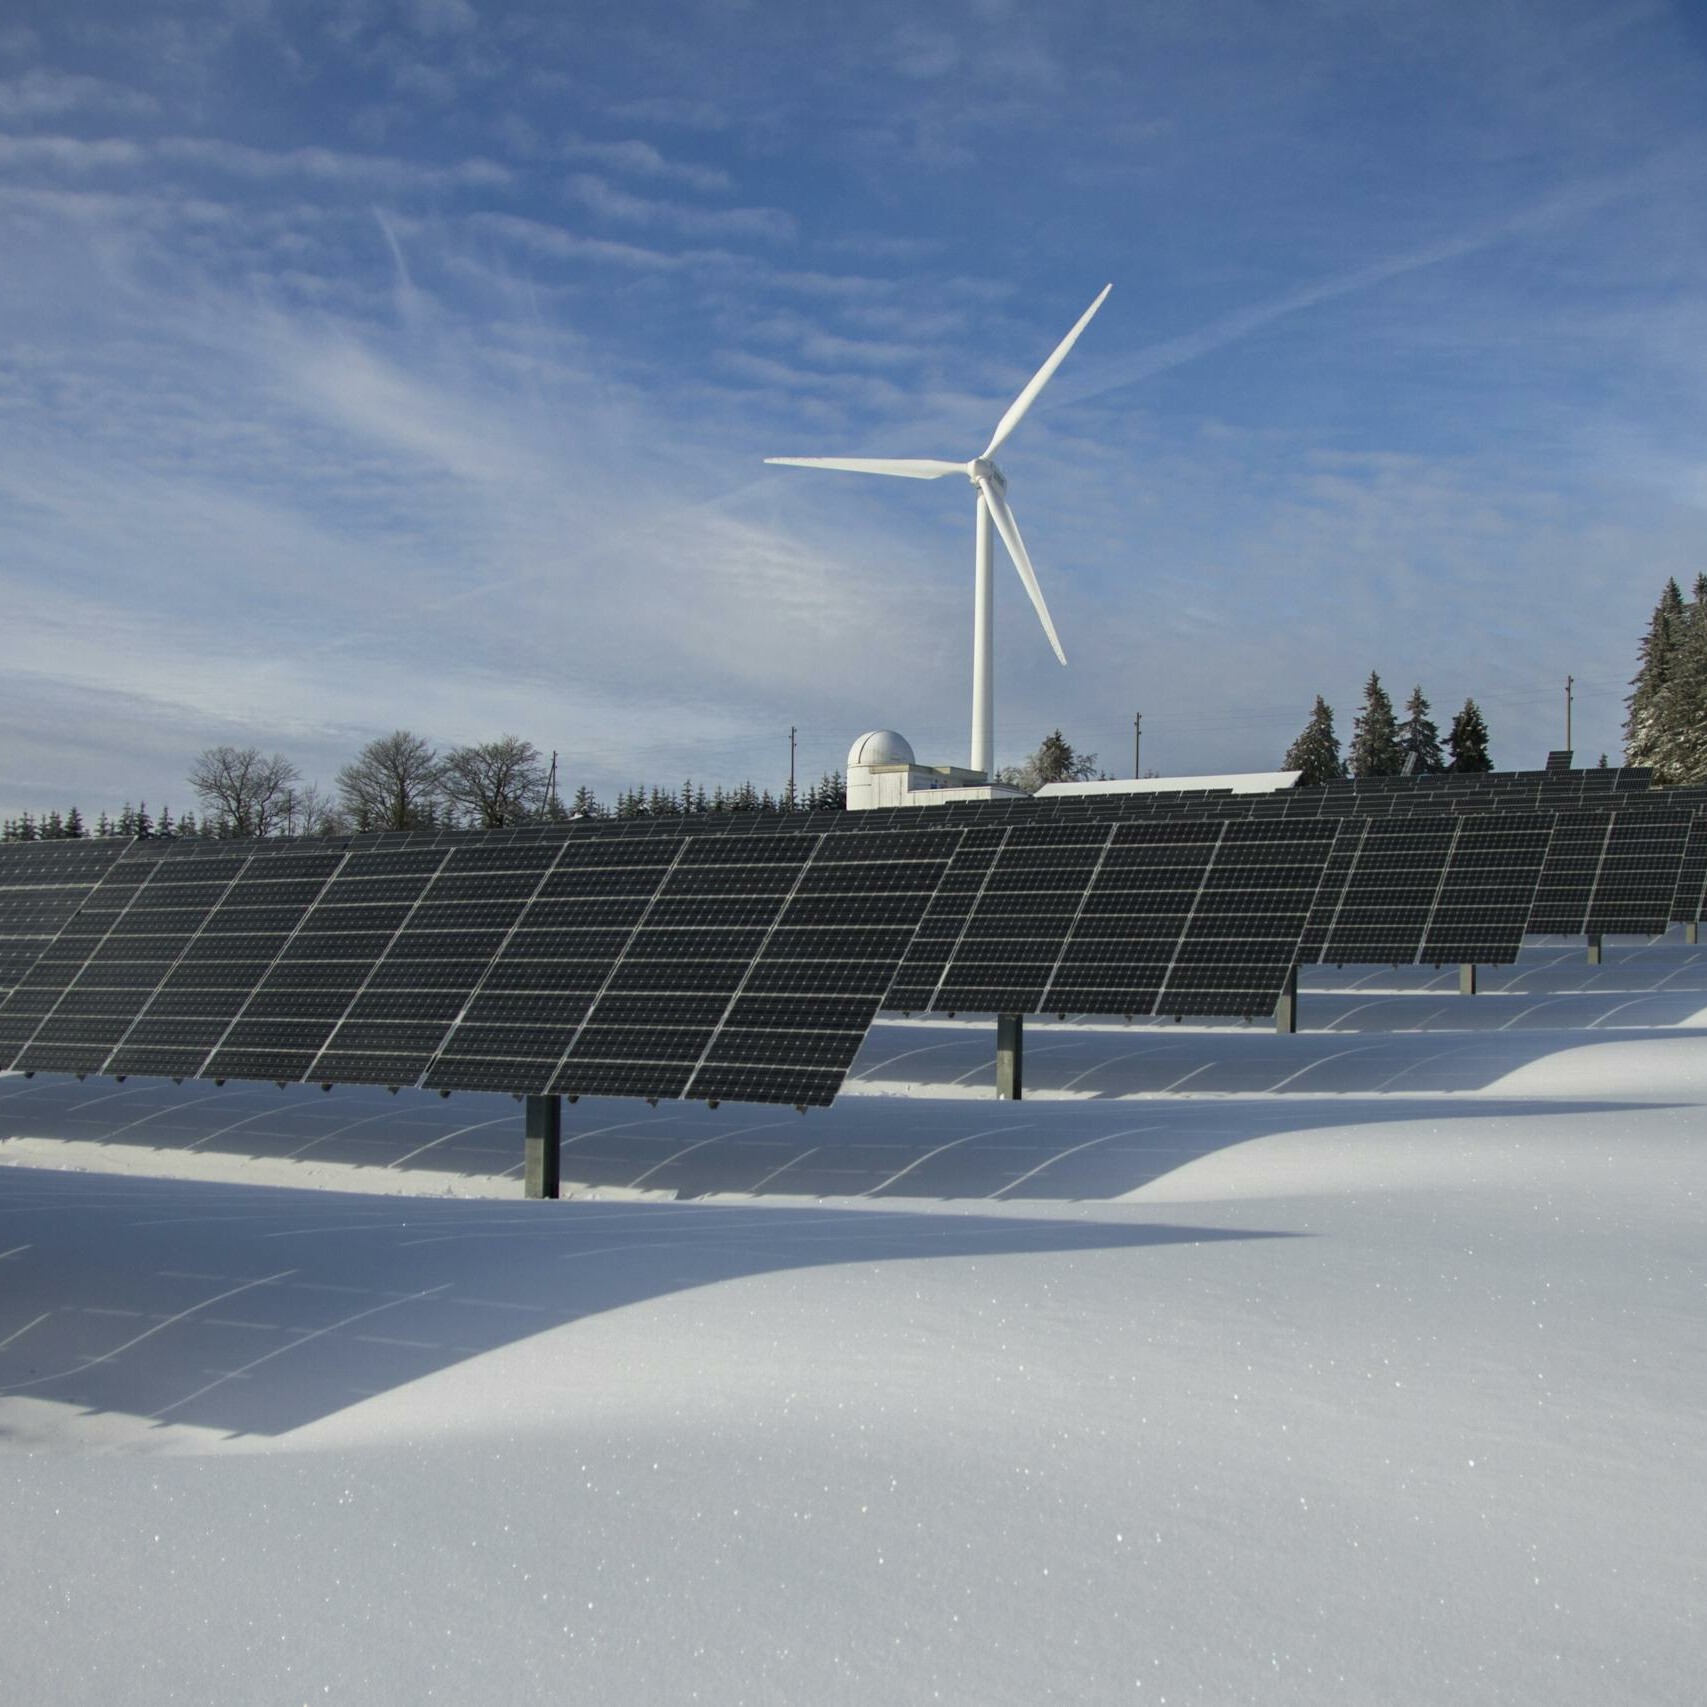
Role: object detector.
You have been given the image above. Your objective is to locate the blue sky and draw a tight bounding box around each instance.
[2,0,1705,819]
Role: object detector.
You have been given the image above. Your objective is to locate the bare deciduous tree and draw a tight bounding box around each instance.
[279,782,347,839]
[440,735,547,828]
[336,729,441,831]
[187,746,300,838]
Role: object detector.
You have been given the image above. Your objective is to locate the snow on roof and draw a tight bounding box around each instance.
[1031,770,1302,798]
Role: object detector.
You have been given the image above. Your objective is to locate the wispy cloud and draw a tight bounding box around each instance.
[607,95,728,132]
[0,69,156,120]
[469,211,684,270]
[562,133,729,192]
[0,134,142,170]
[0,131,510,191]
[564,172,795,243]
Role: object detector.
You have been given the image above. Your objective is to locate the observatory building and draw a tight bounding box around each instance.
[845,730,1029,811]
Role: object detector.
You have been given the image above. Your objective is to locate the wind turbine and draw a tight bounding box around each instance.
[766,284,1111,781]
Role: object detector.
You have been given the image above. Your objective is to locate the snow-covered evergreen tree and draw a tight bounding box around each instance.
[1625,578,1686,770]
[1652,575,1707,783]
[1282,696,1347,785]
[1348,673,1404,779]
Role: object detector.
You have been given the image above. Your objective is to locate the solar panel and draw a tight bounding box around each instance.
[1578,811,1691,937]
[0,825,963,1109]
[1670,811,1707,925]
[1419,812,1553,963]
[677,829,957,1106]
[0,838,129,993]
[1302,818,1463,965]
[1,780,1698,1111]
[1146,819,1339,1016]
[1528,812,1614,936]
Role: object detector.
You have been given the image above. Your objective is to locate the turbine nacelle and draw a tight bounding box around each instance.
[967,457,1006,493]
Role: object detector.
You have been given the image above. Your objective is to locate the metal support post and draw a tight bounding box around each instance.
[996,1013,1024,1100]
[1273,965,1298,1035]
[524,1093,561,1199]
[1586,934,1602,966]
[1459,962,1477,996]
[1687,921,1699,947]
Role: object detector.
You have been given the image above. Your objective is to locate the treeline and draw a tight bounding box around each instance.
[1,729,847,843]
[1282,677,1493,786]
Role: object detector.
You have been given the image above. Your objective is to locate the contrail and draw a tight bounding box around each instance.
[1049,169,1640,410]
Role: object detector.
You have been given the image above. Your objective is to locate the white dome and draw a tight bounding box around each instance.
[848,729,916,769]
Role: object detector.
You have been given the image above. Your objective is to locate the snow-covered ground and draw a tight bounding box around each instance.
[3,941,1704,1703]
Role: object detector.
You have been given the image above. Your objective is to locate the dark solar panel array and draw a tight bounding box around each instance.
[4,764,1706,1109]
[1300,814,1556,967]
[0,828,960,1107]
[1526,810,1692,938]
[1671,815,1707,926]
[889,819,1337,1019]
[0,839,130,993]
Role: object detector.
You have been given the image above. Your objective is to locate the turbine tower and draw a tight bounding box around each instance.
[766,284,1111,780]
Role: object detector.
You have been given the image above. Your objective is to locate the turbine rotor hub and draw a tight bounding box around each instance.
[968,457,1006,491]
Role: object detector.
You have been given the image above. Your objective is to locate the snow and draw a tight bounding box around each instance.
[3,940,1705,1703]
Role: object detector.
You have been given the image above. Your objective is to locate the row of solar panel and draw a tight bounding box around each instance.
[2,801,1702,1108]
[10,771,1701,884]
[0,831,960,1106]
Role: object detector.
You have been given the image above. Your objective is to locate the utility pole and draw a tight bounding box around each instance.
[1133,711,1142,780]
[1565,676,1573,755]
[546,749,560,815]
[788,725,797,809]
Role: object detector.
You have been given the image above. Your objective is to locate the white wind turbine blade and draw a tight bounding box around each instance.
[980,283,1113,460]
[764,456,965,479]
[976,477,1067,665]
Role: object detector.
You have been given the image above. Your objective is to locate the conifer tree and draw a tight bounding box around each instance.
[177,809,197,838]
[1399,685,1443,773]
[1282,696,1347,786]
[1348,673,1404,778]
[134,801,152,839]
[1625,578,1686,770]
[1653,576,1707,783]
[157,805,174,838]
[64,806,85,839]
[95,811,113,839]
[569,785,601,818]
[1447,699,1493,772]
